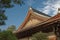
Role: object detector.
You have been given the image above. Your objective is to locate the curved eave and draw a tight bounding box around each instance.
[16,16,59,39]
[15,13,60,39]
[15,7,51,33]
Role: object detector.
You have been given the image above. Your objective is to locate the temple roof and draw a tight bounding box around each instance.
[35,13,60,27]
[14,7,51,33]
[14,8,60,39]
[15,13,60,39]
[15,12,60,33]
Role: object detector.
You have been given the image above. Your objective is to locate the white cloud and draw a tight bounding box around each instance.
[37,0,60,16]
[43,6,51,14]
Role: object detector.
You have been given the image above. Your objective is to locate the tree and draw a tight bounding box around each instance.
[0,0,24,26]
[7,25,16,32]
[0,25,18,40]
[0,30,18,40]
[32,32,48,40]
[0,10,7,25]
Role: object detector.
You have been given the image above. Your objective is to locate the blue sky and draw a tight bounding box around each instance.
[0,0,60,30]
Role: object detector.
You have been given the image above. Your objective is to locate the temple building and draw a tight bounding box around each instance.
[14,7,60,40]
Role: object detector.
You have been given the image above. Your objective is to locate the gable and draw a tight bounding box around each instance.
[21,12,50,31]
[22,17,41,30]
[16,7,51,32]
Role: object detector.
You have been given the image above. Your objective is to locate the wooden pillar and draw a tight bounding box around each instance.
[52,22,58,40]
[27,30,30,40]
[56,21,60,40]
[53,21,60,40]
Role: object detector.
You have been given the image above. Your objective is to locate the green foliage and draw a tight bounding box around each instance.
[0,0,24,8]
[0,0,24,26]
[32,32,48,40]
[0,30,18,40]
[0,25,17,40]
[7,25,16,32]
[0,10,7,26]
[0,13,7,20]
[0,29,1,32]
